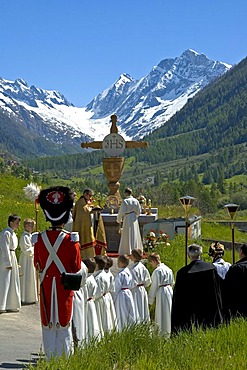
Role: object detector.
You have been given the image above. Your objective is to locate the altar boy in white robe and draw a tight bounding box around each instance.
[19,219,38,304]
[113,254,136,331]
[94,256,117,335]
[148,253,174,337]
[72,260,88,346]
[83,258,101,342]
[130,249,151,323]
[0,214,21,313]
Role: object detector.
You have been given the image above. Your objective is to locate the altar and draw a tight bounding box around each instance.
[102,208,158,252]
[80,114,152,253]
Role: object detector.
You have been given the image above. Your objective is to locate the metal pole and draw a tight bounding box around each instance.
[232,221,235,264]
[185,212,188,265]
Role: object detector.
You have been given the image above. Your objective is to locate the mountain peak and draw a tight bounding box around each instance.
[86,49,232,138]
[115,73,134,89]
[183,49,201,57]
[0,49,233,157]
[0,77,72,108]
[15,78,28,87]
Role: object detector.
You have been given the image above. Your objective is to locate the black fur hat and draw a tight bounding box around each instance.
[208,242,225,258]
[38,186,73,225]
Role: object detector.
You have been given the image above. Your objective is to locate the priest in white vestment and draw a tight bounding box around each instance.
[117,188,143,255]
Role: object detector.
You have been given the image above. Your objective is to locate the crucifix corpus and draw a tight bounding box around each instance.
[81,114,148,210]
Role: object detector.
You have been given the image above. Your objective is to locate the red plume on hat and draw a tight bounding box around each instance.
[38,186,73,225]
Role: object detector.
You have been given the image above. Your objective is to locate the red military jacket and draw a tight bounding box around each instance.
[33,229,81,327]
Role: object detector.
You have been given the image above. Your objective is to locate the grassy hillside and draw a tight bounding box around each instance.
[0,174,49,235]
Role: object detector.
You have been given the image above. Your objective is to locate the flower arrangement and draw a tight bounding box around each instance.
[143,230,157,252]
[157,230,170,245]
[143,230,170,252]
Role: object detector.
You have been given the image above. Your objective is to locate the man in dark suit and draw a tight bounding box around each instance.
[171,244,223,333]
[224,243,247,320]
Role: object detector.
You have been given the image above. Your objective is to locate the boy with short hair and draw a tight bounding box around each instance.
[94,256,117,335]
[0,214,21,313]
[83,258,101,342]
[113,254,136,331]
[129,249,151,323]
[19,218,38,304]
[148,253,174,336]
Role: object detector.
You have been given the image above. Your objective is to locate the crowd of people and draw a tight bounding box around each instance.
[0,185,247,360]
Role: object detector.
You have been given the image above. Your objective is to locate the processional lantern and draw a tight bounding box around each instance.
[179,196,196,265]
[224,203,239,264]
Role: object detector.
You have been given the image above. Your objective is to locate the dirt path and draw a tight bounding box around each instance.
[0,303,43,369]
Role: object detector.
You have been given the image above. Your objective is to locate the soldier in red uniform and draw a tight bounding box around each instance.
[33,186,82,359]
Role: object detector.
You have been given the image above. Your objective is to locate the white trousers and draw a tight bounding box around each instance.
[42,324,74,359]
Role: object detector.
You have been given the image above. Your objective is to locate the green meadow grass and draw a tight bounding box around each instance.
[29,319,247,370]
[202,221,247,244]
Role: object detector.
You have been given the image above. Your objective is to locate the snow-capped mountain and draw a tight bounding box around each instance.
[86,49,231,138]
[0,49,232,157]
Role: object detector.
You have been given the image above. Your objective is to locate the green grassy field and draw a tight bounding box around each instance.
[29,319,247,370]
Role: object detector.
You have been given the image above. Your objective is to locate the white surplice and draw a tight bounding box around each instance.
[117,196,143,255]
[148,263,174,336]
[19,231,38,303]
[113,267,136,331]
[94,269,117,335]
[85,273,101,342]
[129,261,151,322]
[213,258,231,279]
[0,227,21,311]
[72,262,88,345]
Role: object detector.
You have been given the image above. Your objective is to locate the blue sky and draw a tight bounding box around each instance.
[0,0,246,106]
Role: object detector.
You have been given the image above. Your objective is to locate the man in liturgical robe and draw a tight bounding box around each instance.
[224,243,247,320]
[117,187,143,255]
[33,186,83,359]
[171,244,223,333]
[72,188,107,258]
